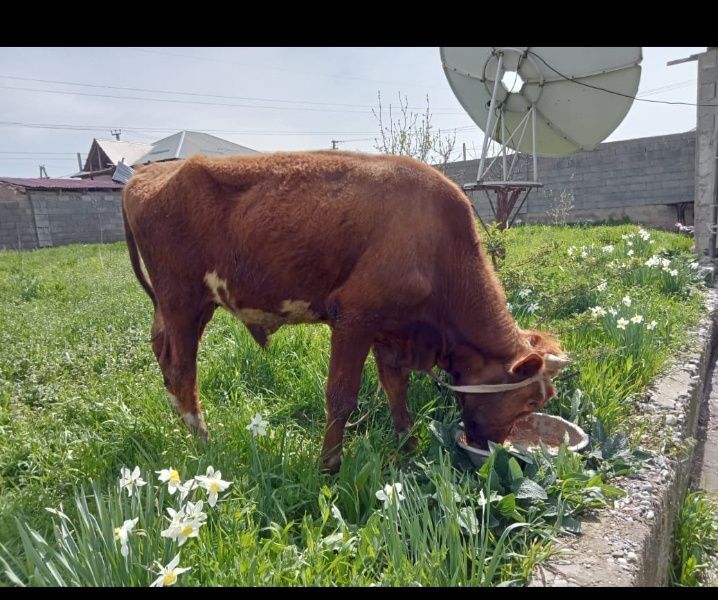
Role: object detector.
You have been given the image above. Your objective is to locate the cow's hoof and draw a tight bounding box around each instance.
[320,452,342,475]
[398,433,419,454]
[182,413,209,445]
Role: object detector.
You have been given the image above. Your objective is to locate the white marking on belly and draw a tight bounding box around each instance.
[204,271,229,307]
[280,300,320,323]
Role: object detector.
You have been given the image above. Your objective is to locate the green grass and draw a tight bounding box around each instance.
[0,223,708,586]
[670,491,718,586]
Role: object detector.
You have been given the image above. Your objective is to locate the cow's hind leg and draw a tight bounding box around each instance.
[153,303,215,443]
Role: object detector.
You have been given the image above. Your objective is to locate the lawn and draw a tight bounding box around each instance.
[0,223,708,586]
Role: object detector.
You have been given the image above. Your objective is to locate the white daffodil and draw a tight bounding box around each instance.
[669,269,678,277]
[581,250,588,258]
[617,318,629,330]
[630,314,644,324]
[590,306,607,318]
[114,517,138,557]
[602,245,614,253]
[176,519,202,547]
[375,483,405,509]
[160,507,185,541]
[597,280,608,292]
[150,553,191,587]
[183,500,207,524]
[245,413,269,438]
[518,288,532,298]
[567,246,575,256]
[645,256,660,268]
[638,228,651,241]
[195,466,232,508]
[527,302,539,314]
[621,233,633,241]
[647,321,658,330]
[626,240,633,247]
[156,467,182,495]
[627,249,634,257]
[660,258,671,268]
[622,295,632,307]
[608,308,618,316]
[177,478,197,502]
[119,466,147,497]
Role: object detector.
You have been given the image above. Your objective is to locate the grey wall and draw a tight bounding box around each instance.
[444,131,696,229]
[0,187,124,251]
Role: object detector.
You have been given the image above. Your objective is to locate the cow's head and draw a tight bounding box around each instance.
[441,330,569,448]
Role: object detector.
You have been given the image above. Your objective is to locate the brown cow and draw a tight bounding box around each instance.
[121,151,568,472]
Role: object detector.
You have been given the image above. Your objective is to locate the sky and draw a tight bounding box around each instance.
[0,47,707,178]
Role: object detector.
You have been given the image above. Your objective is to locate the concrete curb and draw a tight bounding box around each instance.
[528,287,718,587]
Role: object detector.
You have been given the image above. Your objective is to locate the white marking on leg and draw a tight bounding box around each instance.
[167,392,181,414]
[182,412,200,431]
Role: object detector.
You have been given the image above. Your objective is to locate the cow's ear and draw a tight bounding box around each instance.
[510,352,544,379]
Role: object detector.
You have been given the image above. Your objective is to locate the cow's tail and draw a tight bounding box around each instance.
[122,199,157,309]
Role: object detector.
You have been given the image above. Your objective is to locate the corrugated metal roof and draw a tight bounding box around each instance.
[93,139,154,167]
[132,131,259,165]
[0,177,124,190]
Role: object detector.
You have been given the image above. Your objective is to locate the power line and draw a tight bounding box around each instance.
[0,74,462,112]
[0,120,382,136]
[0,83,464,116]
[526,50,716,107]
[131,48,447,91]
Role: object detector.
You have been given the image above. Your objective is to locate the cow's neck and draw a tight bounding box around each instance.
[445,252,523,361]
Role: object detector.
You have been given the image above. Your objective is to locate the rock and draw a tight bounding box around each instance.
[646,510,655,520]
[627,552,638,562]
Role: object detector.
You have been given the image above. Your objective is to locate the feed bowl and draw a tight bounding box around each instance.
[455,413,589,467]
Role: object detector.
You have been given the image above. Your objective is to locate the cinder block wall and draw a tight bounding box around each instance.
[444,131,696,229]
[0,188,124,250]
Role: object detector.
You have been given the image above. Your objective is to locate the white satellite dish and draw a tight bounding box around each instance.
[441,47,642,156]
[439,47,642,227]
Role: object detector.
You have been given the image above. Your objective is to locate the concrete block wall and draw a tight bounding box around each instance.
[0,188,124,250]
[0,186,37,250]
[445,131,696,230]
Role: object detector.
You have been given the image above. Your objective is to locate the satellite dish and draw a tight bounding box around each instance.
[440,47,642,156]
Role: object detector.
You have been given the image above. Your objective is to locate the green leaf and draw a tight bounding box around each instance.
[512,478,548,502]
[508,457,524,481]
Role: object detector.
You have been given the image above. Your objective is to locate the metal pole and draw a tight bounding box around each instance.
[501,112,507,181]
[477,52,504,182]
[531,105,538,182]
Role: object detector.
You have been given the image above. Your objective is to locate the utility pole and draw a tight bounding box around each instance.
[111,129,122,141]
[668,48,718,260]
[331,140,339,150]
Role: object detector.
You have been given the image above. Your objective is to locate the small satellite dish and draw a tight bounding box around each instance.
[440,47,642,156]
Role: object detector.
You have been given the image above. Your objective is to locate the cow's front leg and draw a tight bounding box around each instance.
[320,326,374,473]
[374,356,418,453]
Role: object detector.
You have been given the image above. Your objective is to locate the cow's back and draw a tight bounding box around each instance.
[123,151,478,323]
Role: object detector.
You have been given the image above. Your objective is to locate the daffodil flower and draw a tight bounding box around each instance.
[114,517,138,557]
[647,321,658,330]
[375,483,405,509]
[630,314,644,324]
[150,553,191,587]
[622,295,632,307]
[194,466,232,508]
[601,245,614,253]
[597,280,607,292]
[590,306,606,318]
[527,302,539,313]
[119,466,146,497]
[160,507,185,541]
[617,318,629,330]
[245,414,269,437]
[183,500,208,524]
[177,479,197,502]
[156,467,182,495]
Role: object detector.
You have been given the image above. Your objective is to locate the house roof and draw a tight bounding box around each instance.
[73,138,154,178]
[132,130,259,165]
[0,177,124,190]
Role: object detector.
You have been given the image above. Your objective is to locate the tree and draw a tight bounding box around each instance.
[372,91,458,171]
